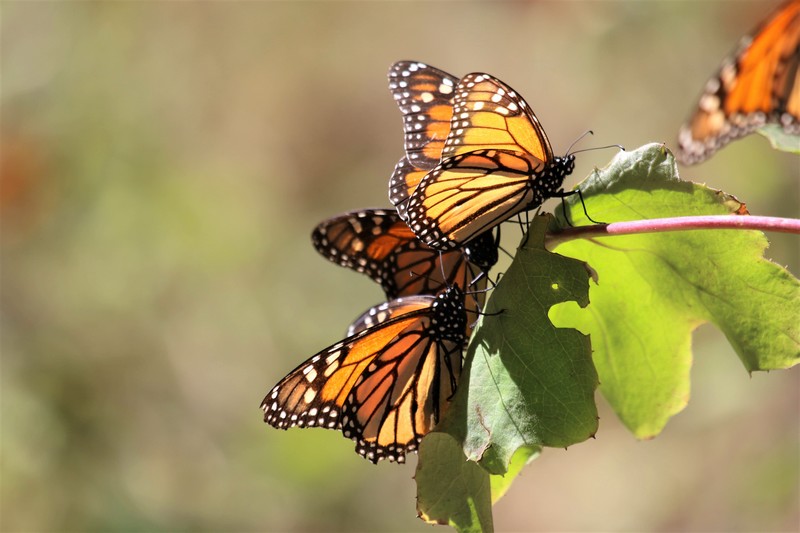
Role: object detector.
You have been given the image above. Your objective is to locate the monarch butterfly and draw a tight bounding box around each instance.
[677,0,800,164]
[261,285,466,463]
[388,61,459,171]
[400,72,575,250]
[311,208,497,336]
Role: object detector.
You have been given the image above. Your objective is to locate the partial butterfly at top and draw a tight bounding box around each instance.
[677,0,800,165]
[388,60,459,172]
[261,285,467,463]
[394,70,576,250]
[311,208,498,336]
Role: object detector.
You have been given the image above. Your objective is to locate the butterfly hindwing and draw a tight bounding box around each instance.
[388,156,428,220]
[311,209,398,290]
[342,317,463,462]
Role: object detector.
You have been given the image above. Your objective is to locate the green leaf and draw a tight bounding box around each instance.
[415,220,595,529]
[489,446,540,504]
[551,143,800,438]
[416,433,493,533]
[758,124,800,154]
[439,217,598,473]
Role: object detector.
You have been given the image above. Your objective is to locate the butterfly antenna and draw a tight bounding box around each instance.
[564,129,625,157]
[569,143,626,157]
[565,130,594,155]
[469,269,501,291]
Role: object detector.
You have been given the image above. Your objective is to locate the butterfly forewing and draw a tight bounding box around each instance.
[677,0,800,164]
[406,150,542,249]
[389,61,460,170]
[442,73,554,164]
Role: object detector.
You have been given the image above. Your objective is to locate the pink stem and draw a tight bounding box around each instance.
[546,215,800,248]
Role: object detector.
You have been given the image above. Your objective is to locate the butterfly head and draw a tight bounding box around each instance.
[554,154,576,181]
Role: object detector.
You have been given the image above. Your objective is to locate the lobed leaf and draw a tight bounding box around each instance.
[446,218,597,472]
[551,143,800,438]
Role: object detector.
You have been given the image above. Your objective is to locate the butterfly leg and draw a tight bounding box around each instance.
[474,307,505,320]
[555,189,605,225]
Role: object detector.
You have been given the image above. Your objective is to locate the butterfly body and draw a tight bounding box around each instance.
[261,286,466,463]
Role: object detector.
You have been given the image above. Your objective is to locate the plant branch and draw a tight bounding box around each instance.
[546,215,800,249]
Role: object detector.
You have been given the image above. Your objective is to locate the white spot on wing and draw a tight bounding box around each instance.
[303,388,316,404]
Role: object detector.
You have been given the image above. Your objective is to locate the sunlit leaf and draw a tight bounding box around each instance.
[551,143,800,438]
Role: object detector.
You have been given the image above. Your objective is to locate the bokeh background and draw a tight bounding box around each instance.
[2,2,798,531]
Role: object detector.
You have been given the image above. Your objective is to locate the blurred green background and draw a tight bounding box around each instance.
[2,2,798,531]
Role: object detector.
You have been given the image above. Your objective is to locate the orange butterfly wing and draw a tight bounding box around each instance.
[406,150,553,249]
[312,209,495,336]
[388,156,429,220]
[261,287,466,463]
[442,73,555,165]
[677,0,800,164]
[388,61,459,171]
